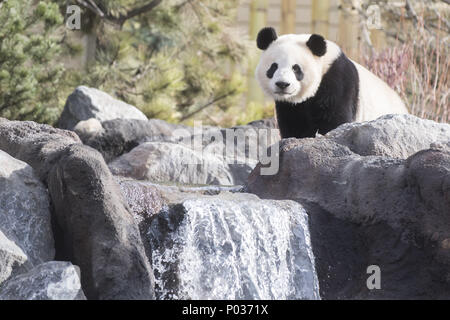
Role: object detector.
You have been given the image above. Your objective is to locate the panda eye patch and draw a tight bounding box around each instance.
[292,64,303,81]
[266,63,278,79]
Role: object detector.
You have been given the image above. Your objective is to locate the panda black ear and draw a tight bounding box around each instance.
[257,27,277,50]
[306,34,327,57]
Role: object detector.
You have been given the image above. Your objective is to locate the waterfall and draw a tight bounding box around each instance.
[147,195,320,300]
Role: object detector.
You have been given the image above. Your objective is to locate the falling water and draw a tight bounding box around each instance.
[147,194,320,300]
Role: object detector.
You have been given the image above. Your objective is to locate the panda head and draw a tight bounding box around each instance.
[255,27,341,104]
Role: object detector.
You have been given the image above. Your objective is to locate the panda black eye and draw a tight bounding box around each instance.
[292,64,303,81]
[266,63,278,79]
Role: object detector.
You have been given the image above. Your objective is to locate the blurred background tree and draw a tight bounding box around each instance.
[1,0,447,125]
[61,0,248,126]
[0,0,65,123]
[0,0,248,125]
[353,0,449,122]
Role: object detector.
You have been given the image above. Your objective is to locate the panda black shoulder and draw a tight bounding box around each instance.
[275,52,360,139]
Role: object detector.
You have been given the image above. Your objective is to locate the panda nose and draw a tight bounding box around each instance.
[275,81,290,89]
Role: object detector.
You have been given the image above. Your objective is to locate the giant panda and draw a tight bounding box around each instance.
[255,27,408,139]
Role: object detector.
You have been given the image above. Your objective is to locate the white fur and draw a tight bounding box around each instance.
[256,33,408,121]
[352,61,408,121]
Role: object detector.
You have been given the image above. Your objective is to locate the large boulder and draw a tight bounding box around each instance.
[0,261,86,300]
[0,150,54,282]
[326,114,450,158]
[58,86,148,130]
[0,118,81,182]
[247,115,450,299]
[48,144,154,300]
[78,118,195,162]
[109,141,236,185]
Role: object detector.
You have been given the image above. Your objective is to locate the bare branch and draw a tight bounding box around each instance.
[405,0,419,24]
[75,0,163,26]
[75,0,105,17]
[119,0,163,23]
[180,92,235,121]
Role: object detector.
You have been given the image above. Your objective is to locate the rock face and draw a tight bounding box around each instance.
[247,114,450,299]
[48,144,154,300]
[0,261,86,300]
[326,114,450,158]
[0,231,28,285]
[0,118,81,182]
[117,179,166,225]
[0,150,54,282]
[58,86,148,130]
[146,191,319,300]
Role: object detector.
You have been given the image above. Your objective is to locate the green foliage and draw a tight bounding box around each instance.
[73,0,248,124]
[1,0,249,125]
[0,0,65,123]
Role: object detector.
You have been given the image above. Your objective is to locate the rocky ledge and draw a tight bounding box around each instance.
[1,86,449,300]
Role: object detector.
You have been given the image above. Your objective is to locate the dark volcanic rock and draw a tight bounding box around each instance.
[48,144,155,300]
[247,115,450,299]
[116,178,166,228]
[0,118,81,182]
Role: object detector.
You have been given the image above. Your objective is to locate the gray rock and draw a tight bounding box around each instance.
[73,118,104,139]
[246,118,278,129]
[106,121,280,186]
[184,124,280,161]
[0,261,86,300]
[0,118,81,182]
[58,86,148,130]
[116,178,166,225]
[47,144,154,300]
[247,115,450,299]
[0,231,28,286]
[0,150,54,270]
[109,141,235,185]
[326,114,450,158]
[81,118,194,162]
[147,192,320,300]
